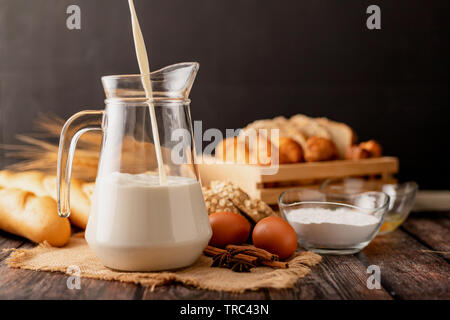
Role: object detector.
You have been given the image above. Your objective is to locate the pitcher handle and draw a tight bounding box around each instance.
[57,110,104,218]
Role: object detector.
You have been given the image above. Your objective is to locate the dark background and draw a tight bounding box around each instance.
[0,0,449,188]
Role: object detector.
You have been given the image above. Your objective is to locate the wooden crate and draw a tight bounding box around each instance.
[198,157,399,205]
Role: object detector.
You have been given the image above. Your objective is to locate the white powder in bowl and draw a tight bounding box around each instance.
[285,208,380,247]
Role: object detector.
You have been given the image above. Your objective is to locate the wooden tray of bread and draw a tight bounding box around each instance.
[199,114,399,205]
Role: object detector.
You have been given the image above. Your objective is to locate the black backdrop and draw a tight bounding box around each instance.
[0,0,449,188]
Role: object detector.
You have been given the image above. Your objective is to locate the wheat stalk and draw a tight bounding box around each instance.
[0,114,100,181]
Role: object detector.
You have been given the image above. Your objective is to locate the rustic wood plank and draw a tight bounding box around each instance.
[198,157,399,203]
[0,238,143,300]
[1,213,447,300]
[0,263,144,299]
[0,230,26,264]
[0,230,25,249]
[267,255,392,300]
[259,157,399,183]
[402,212,450,260]
[142,284,267,300]
[357,229,450,300]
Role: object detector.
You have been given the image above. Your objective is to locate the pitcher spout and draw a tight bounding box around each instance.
[101,62,199,101]
[151,62,199,99]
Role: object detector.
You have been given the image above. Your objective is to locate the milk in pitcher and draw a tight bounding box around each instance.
[86,173,211,271]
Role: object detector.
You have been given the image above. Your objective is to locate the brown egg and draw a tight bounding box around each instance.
[208,211,251,248]
[252,216,297,259]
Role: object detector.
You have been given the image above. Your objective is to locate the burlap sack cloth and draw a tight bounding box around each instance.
[5,233,321,292]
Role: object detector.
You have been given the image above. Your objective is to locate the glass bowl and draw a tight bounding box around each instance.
[320,179,418,234]
[278,188,389,255]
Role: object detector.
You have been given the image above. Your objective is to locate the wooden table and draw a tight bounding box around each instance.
[0,211,448,300]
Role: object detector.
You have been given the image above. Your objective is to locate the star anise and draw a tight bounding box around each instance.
[230,261,253,273]
[211,252,231,268]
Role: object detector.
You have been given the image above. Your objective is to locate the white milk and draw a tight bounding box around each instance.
[286,208,380,247]
[85,172,212,271]
[128,0,166,185]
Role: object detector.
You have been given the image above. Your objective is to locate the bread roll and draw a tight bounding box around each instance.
[249,135,275,166]
[345,145,370,160]
[283,126,308,149]
[316,117,356,159]
[245,115,355,160]
[360,140,382,158]
[0,170,92,229]
[0,188,71,246]
[216,137,250,164]
[241,118,307,148]
[289,114,331,139]
[345,140,382,160]
[304,137,338,162]
[274,137,304,164]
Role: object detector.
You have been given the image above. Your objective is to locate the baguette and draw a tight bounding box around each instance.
[0,170,92,229]
[0,188,71,246]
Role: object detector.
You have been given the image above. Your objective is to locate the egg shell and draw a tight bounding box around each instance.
[208,211,251,248]
[252,216,298,259]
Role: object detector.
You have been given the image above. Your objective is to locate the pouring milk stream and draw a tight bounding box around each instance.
[128,0,166,185]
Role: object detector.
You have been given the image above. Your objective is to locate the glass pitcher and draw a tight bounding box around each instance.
[57,62,212,271]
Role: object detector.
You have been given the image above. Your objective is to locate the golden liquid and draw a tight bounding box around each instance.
[379,214,407,234]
